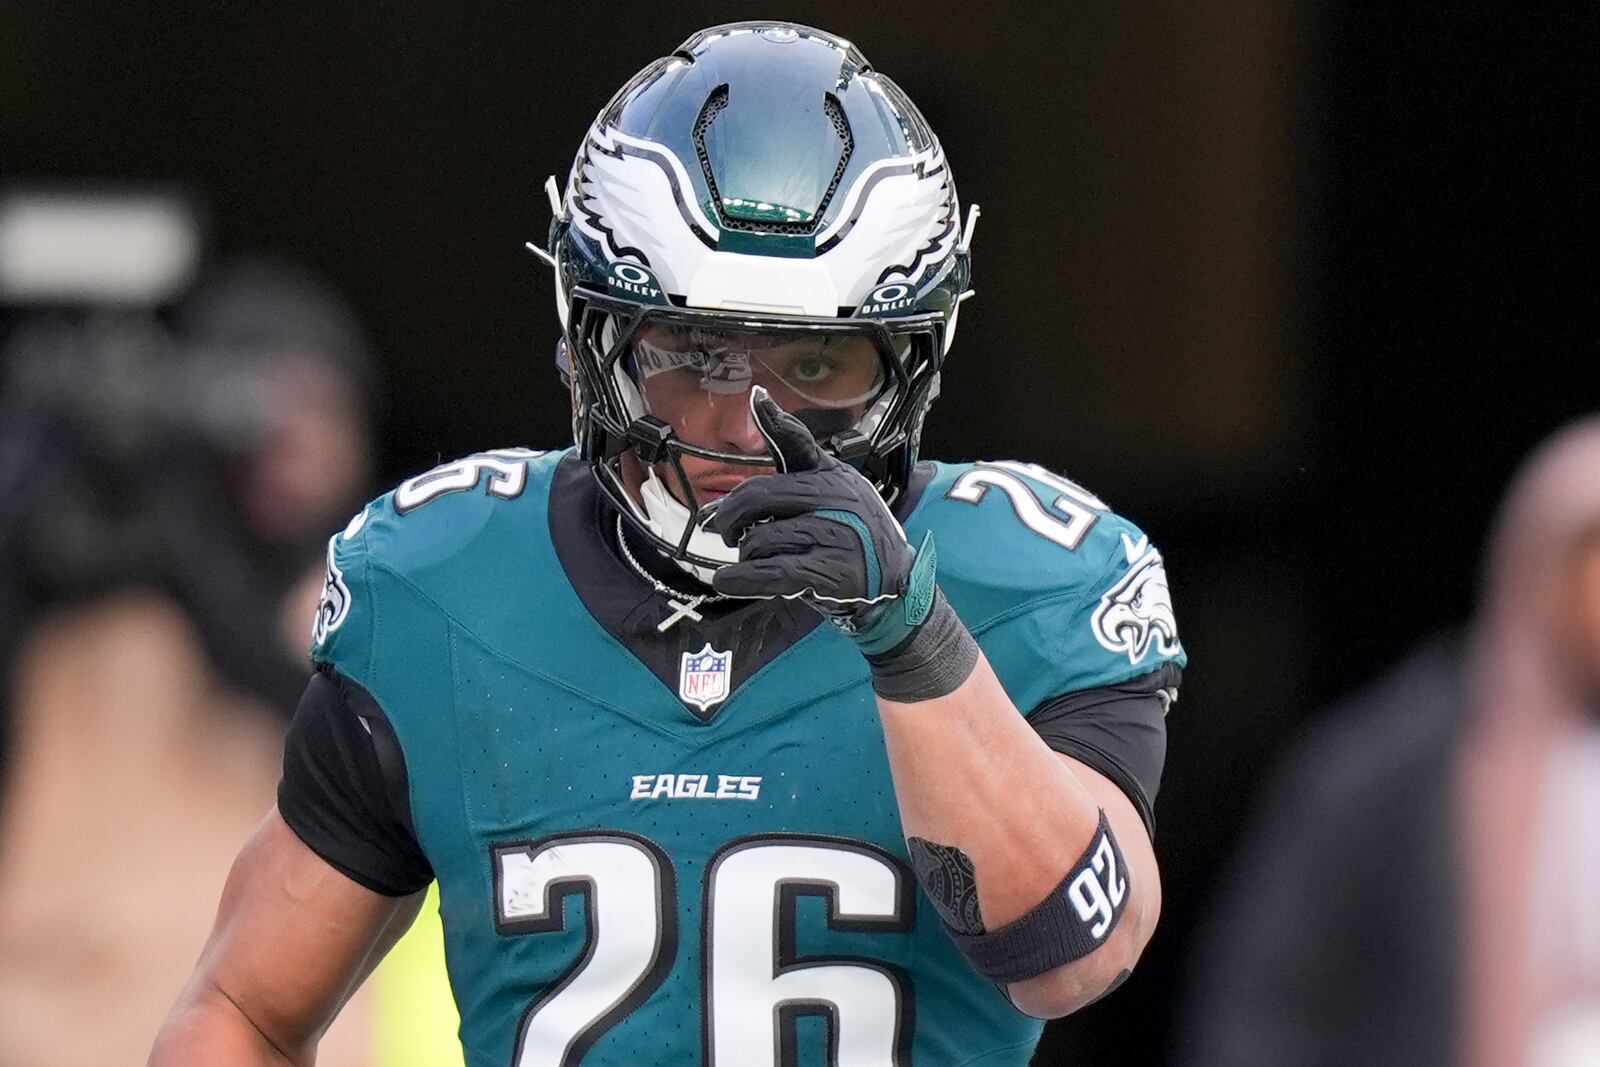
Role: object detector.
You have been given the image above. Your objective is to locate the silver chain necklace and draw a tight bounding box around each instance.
[614,515,727,632]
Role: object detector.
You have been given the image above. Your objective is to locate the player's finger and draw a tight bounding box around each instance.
[750,385,824,474]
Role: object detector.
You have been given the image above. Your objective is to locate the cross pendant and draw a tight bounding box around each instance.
[657,595,706,632]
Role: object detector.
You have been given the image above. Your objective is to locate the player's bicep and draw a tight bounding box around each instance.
[191,808,424,1055]
[1024,662,1178,838]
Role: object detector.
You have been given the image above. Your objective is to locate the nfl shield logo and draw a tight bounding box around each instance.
[679,642,732,712]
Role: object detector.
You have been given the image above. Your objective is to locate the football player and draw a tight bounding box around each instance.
[151,22,1185,1067]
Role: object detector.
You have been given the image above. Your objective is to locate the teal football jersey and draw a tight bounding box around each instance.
[311,448,1184,1067]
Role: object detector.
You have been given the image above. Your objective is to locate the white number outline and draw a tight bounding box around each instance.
[944,461,1107,552]
[702,835,915,1067]
[394,448,546,514]
[492,832,913,1067]
[491,832,676,1067]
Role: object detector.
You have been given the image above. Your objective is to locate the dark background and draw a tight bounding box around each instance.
[2,3,1595,1062]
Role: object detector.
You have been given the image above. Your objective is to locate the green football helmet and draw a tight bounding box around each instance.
[544,21,976,577]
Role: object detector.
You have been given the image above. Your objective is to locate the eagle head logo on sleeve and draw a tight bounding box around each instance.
[311,509,366,648]
[1091,534,1181,666]
[312,535,351,648]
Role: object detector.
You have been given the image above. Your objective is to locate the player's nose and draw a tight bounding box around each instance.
[707,389,768,457]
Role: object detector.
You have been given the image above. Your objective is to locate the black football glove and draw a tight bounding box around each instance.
[711,387,978,701]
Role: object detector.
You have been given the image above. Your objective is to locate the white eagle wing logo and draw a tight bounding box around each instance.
[814,145,959,304]
[569,126,719,296]
[1091,534,1181,666]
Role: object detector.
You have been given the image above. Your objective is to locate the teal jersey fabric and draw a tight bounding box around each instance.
[312,448,1184,1067]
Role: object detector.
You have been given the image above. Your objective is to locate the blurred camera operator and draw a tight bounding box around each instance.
[0,242,376,729]
[163,254,377,712]
[0,190,380,1065]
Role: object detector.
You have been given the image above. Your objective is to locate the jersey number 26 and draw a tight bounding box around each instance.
[492,831,914,1067]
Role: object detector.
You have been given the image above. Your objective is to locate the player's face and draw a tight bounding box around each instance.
[622,321,886,504]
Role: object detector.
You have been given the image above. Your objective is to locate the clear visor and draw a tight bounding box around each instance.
[620,319,902,450]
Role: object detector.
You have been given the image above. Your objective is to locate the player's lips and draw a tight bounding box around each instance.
[693,463,778,500]
[694,478,749,500]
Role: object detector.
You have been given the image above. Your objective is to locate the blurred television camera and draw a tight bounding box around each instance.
[1,189,244,593]
[0,186,375,713]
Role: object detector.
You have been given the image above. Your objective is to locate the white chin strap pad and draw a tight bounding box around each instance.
[638,469,739,584]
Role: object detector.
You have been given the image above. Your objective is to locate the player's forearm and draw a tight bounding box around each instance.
[876,650,1157,1016]
[878,652,1101,921]
[148,980,312,1067]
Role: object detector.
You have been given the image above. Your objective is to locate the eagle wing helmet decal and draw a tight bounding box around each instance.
[569,125,721,295]
[814,144,960,301]
[569,128,957,309]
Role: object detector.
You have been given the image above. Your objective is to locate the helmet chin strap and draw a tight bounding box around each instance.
[637,468,739,585]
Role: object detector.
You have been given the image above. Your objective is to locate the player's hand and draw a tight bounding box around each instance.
[711,387,936,651]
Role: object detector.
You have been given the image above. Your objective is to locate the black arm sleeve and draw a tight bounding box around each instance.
[1025,661,1178,839]
[278,666,434,896]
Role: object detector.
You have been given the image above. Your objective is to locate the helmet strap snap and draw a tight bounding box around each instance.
[625,415,675,465]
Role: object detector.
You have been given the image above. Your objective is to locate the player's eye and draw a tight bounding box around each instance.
[788,357,833,384]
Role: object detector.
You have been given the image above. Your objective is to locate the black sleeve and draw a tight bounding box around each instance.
[1025,661,1178,839]
[278,666,434,896]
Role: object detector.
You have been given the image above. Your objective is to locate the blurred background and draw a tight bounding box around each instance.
[0,2,1595,1064]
